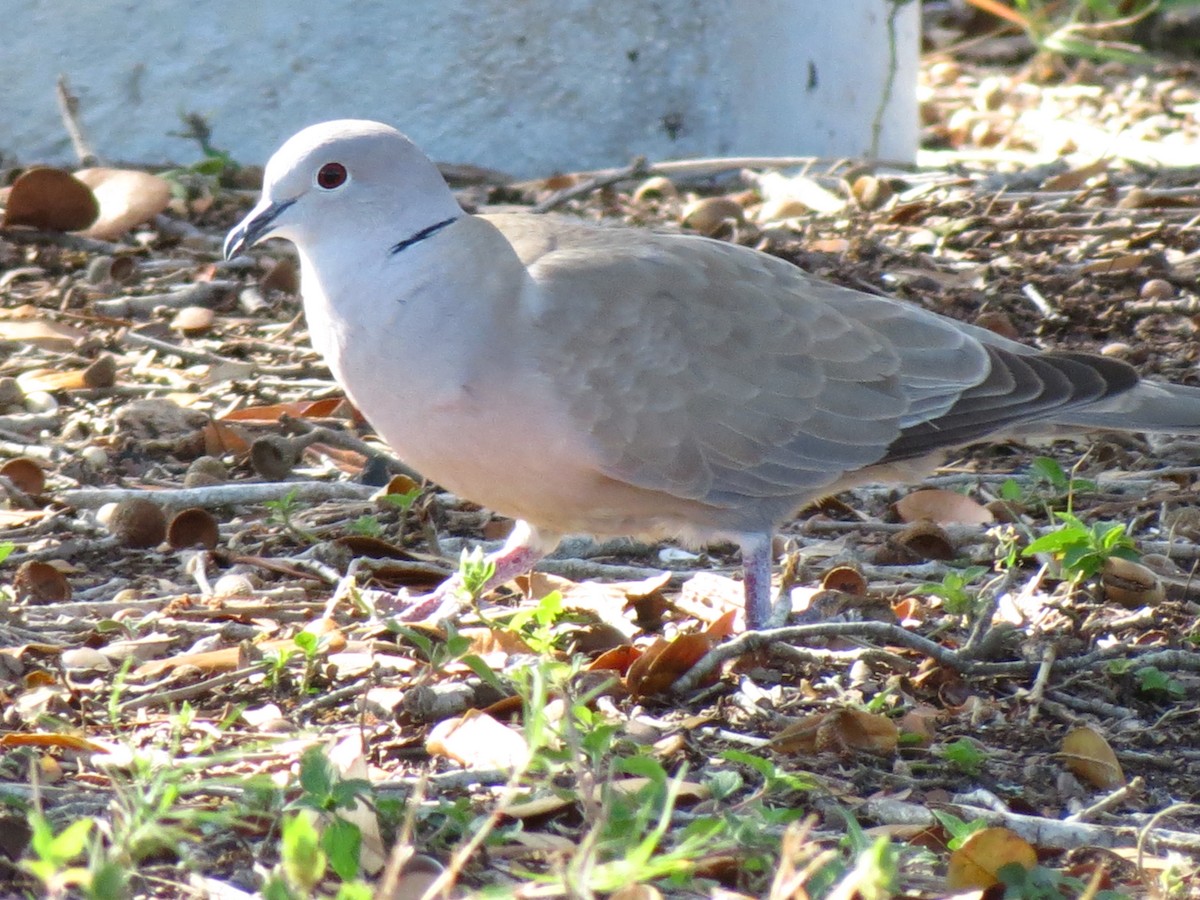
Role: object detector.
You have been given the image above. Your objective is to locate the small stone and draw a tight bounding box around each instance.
[23,391,57,414]
[1100,342,1132,358]
[1139,278,1175,301]
[80,446,109,471]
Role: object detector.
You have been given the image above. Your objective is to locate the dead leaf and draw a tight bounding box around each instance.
[2,167,99,231]
[1061,726,1126,790]
[1079,253,1152,275]
[895,489,994,526]
[427,709,530,770]
[74,168,172,240]
[1040,158,1108,191]
[746,170,846,214]
[771,709,898,756]
[947,826,1037,890]
[0,317,87,351]
[220,397,352,424]
[625,633,714,697]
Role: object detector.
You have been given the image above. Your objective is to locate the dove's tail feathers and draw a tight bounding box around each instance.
[883,348,1142,462]
[1057,379,1200,435]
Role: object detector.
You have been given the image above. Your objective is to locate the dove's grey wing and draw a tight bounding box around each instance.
[492,214,1140,528]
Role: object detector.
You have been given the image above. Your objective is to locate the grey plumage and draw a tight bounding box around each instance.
[225,120,1200,628]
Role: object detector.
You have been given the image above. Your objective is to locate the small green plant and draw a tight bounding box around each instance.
[966,0,1161,64]
[1130,665,1186,702]
[261,631,333,694]
[997,859,1130,900]
[274,747,375,889]
[939,738,989,776]
[502,590,567,654]
[915,566,990,618]
[999,456,1097,513]
[162,113,242,193]
[264,489,316,543]
[347,515,383,538]
[930,810,990,849]
[379,486,423,516]
[21,813,95,897]
[1023,511,1138,582]
[457,545,497,601]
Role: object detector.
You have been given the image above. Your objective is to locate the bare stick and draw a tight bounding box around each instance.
[56,75,99,166]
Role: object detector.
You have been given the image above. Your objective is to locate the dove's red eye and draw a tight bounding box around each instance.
[316,162,348,190]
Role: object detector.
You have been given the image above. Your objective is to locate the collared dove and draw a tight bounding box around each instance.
[225,120,1200,629]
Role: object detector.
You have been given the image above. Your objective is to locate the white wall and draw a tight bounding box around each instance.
[2,1,918,177]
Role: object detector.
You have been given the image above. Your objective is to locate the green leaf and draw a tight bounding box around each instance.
[281,812,326,891]
[706,769,743,801]
[322,818,362,882]
[298,749,335,801]
[48,817,93,863]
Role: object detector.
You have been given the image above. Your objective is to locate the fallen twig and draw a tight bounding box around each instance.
[60,481,376,509]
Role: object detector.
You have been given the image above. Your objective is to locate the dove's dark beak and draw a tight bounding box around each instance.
[223,197,296,260]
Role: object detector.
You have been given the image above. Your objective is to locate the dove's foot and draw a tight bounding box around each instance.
[346,520,554,624]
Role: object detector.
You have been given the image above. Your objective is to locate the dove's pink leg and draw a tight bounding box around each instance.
[739,533,776,630]
[384,521,550,622]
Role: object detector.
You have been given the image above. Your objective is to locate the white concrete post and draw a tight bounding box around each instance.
[1,1,919,175]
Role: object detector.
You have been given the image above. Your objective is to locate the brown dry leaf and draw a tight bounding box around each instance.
[946,826,1037,890]
[74,168,172,240]
[588,644,640,676]
[681,196,745,235]
[0,457,46,495]
[499,794,574,819]
[221,397,352,424]
[426,709,530,770]
[1040,158,1109,191]
[897,706,941,746]
[771,709,898,756]
[767,712,824,754]
[608,776,709,803]
[2,167,99,231]
[674,570,744,624]
[462,626,536,658]
[134,622,344,679]
[202,420,252,456]
[0,317,87,351]
[894,489,993,526]
[0,731,108,753]
[892,520,958,561]
[13,561,71,603]
[171,306,215,335]
[625,633,713,697]
[17,367,93,393]
[1061,726,1126,790]
[379,854,445,900]
[1079,253,1152,275]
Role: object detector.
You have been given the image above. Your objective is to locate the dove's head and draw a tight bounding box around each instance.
[223,120,461,260]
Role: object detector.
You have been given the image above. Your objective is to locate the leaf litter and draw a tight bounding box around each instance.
[1,43,1200,900]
